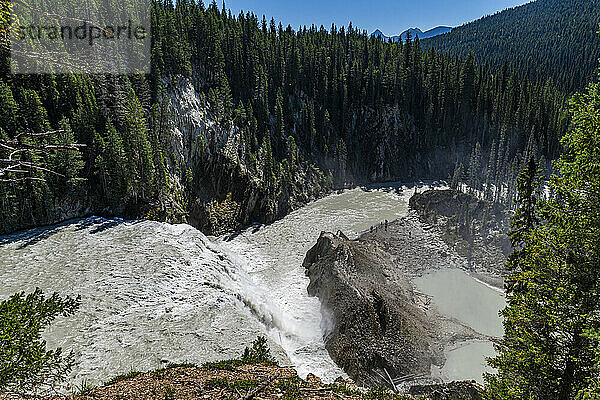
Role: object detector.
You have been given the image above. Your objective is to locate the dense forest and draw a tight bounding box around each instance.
[0,0,573,234]
[2,0,600,398]
[486,65,600,400]
[422,0,600,93]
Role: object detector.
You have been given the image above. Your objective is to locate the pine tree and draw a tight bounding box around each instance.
[48,118,85,196]
[124,88,155,200]
[274,88,285,158]
[0,0,575,235]
[487,66,600,400]
[467,142,482,193]
[0,81,18,136]
[102,120,127,205]
[451,163,464,191]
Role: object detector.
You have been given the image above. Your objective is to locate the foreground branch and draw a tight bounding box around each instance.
[0,130,85,183]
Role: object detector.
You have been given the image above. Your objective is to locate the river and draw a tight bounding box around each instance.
[414,268,505,382]
[0,182,503,387]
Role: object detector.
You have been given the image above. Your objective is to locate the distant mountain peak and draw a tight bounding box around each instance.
[371,29,386,38]
[371,26,453,43]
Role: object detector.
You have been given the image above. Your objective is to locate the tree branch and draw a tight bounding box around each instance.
[10,0,107,31]
[0,130,84,183]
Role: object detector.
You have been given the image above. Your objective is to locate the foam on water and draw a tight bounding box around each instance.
[0,182,451,386]
[0,218,292,385]
[218,185,415,381]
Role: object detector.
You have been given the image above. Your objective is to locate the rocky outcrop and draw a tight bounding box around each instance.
[303,230,480,387]
[166,79,331,235]
[165,80,470,235]
[6,360,483,399]
[341,106,464,184]
[410,189,510,279]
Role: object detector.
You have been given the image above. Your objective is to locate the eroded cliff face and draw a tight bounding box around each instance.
[409,189,511,279]
[344,106,463,183]
[302,230,479,388]
[163,79,469,235]
[166,79,331,235]
[4,81,465,236]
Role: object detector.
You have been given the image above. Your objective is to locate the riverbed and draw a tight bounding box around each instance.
[0,182,504,386]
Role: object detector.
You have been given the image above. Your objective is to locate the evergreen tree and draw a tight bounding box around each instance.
[0,289,80,393]
[459,52,476,112]
[486,65,600,400]
[100,120,127,205]
[0,0,580,233]
[0,81,18,136]
[124,88,155,200]
[48,118,85,196]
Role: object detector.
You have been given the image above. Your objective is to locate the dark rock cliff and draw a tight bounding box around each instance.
[166,81,469,235]
[410,189,511,278]
[166,80,331,235]
[302,230,479,387]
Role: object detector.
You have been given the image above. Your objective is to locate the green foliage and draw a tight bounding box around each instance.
[0,0,579,234]
[205,377,259,391]
[124,88,155,200]
[202,336,275,372]
[242,336,275,364]
[576,329,600,399]
[577,386,600,400]
[275,376,304,400]
[48,118,86,195]
[505,156,541,277]
[163,385,175,400]
[202,358,246,371]
[423,0,600,92]
[0,80,18,136]
[96,120,128,206]
[486,67,600,399]
[0,71,171,234]
[0,289,80,393]
[72,379,95,396]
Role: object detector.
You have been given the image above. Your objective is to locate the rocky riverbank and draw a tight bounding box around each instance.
[302,189,508,393]
[3,361,483,400]
[303,226,488,390]
[409,189,511,287]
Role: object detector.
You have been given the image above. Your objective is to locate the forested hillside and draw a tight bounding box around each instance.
[0,0,572,234]
[486,62,600,399]
[422,0,600,92]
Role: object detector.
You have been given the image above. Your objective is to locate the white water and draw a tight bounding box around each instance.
[0,220,292,385]
[217,185,414,380]
[0,181,503,387]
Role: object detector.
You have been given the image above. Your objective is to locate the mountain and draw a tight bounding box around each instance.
[421,0,600,91]
[0,2,569,235]
[371,26,453,43]
[398,26,453,41]
[371,29,389,40]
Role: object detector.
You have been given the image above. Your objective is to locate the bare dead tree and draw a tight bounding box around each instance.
[0,0,117,73]
[0,130,85,183]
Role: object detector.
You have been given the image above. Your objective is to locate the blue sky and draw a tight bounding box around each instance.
[222,0,532,36]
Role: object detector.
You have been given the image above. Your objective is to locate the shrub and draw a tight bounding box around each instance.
[242,336,275,364]
[0,288,80,393]
[203,336,275,372]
